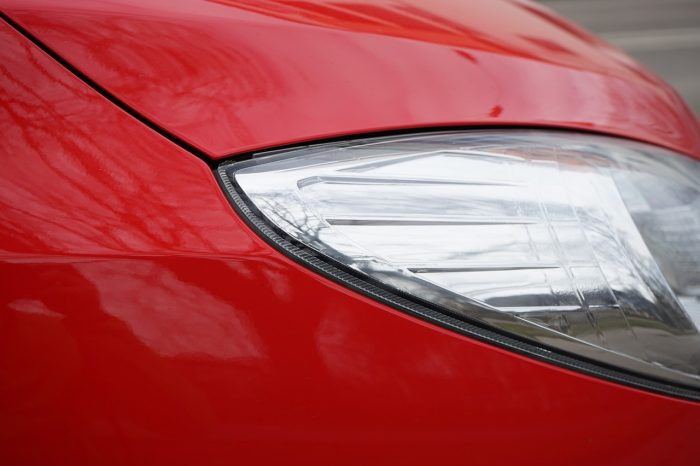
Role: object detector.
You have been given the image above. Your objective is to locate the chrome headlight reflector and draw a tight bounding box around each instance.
[218,131,700,396]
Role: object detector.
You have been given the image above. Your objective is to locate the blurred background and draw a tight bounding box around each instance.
[540,0,700,117]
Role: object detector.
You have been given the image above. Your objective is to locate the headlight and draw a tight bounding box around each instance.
[217,131,700,396]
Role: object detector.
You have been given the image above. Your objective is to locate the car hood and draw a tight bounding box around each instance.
[3,0,699,158]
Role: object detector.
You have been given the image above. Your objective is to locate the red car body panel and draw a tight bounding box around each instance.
[2,0,699,158]
[1,1,699,465]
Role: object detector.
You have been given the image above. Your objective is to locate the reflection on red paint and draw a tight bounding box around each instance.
[2,0,699,158]
[210,0,615,67]
[2,6,700,466]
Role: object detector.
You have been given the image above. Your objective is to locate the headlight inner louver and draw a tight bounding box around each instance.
[217,131,700,396]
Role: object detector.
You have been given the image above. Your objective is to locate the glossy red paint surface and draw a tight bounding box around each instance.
[1,16,700,466]
[2,0,700,159]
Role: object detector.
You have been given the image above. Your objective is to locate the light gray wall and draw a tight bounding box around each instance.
[540,0,700,118]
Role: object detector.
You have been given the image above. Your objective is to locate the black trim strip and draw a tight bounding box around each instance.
[0,11,214,167]
[217,159,700,402]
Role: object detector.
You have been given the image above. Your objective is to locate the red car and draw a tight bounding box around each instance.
[1,1,699,464]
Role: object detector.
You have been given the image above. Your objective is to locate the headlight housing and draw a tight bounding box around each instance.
[218,131,700,397]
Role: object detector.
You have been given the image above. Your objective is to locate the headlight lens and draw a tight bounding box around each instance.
[219,131,700,390]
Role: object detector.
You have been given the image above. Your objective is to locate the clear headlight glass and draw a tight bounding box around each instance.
[219,131,700,389]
